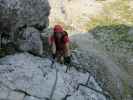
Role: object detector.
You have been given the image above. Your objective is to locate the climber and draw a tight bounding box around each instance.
[48,25,71,64]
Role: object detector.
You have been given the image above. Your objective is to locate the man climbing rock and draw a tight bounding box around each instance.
[48,25,71,64]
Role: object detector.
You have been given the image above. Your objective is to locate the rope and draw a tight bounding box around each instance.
[49,62,58,100]
[48,58,112,100]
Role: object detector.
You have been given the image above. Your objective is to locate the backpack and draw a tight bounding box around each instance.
[61,31,68,43]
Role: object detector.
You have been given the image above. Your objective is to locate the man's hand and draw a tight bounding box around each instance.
[65,56,72,72]
[64,56,71,64]
[52,54,56,59]
[51,54,56,68]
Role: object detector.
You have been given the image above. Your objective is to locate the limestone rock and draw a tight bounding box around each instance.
[24,96,41,100]
[18,27,43,55]
[0,0,50,33]
[0,53,107,100]
[0,85,9,99]
[8,91,25,100]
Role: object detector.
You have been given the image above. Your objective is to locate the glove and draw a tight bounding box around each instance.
[64,56,71,64]
[52,54,56,59]
[51,54,56,65]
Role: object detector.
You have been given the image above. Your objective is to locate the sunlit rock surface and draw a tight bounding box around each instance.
[17,27,43,55]
[0,53,107,100]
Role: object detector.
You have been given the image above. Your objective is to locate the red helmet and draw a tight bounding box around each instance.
[54,25,64,33]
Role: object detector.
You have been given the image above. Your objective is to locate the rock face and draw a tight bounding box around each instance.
[71,32,133,100]
[0,0,50,36]
[0,53,108,100]
[17,27,43,55]
[0,0,50,56]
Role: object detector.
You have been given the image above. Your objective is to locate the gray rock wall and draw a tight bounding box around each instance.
[17,27,43,55]
[0,0,50,55]
[0,0,50,34]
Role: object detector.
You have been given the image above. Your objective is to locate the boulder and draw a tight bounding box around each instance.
[8,91,25,100]
[71,50,133,100]
[0,85,9,99]
[0,0,50,56]
[41,28,54,55]
[128,28,133,36]
[17,27,43,55]
[24,96,41,100]
[0,0,50,38]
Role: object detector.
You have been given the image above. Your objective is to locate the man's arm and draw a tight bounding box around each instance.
[64,42,71,65]
[51,42,56,55]
[65,42,71,57]
[48,36,56,59]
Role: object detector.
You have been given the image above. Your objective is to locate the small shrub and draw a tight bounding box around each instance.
[70,41,78,50]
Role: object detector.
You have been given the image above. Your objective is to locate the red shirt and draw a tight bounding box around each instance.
[49,35,69,45]
[48,35,70,53]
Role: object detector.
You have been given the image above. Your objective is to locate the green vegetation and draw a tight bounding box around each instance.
[86,15,121,31]
[89,24,133,55]
[0,45,16,58]
[70,41,78,50]
[103,0,133,24]
[86,0,133,52]
[122,79,133,100]
[87,0,133,30]
[0,48,10,57]
[85,1,133,98]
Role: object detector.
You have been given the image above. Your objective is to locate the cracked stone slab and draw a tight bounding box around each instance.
[24,96,42,100]
[52,68,90,100]
[0,85,9,99]
[67,85,106,100]
[8,91,25,100]
[0,53,107,100]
